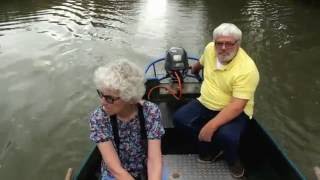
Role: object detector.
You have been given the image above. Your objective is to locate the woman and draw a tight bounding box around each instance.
[89,59,166,180]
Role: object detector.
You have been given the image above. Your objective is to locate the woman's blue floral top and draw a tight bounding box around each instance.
[89,101,165,178]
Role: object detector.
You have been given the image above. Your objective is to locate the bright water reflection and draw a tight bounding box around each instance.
[0,0,319,179]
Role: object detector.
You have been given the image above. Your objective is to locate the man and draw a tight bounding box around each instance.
[173,23,259,178]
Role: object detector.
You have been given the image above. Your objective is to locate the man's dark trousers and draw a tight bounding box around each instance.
[173,99,249,165]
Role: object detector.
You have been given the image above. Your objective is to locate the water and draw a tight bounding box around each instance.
[0,0,319,179]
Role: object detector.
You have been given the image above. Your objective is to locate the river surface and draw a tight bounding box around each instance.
[0,0,319,179]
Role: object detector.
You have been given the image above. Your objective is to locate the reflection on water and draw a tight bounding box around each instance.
[134,0,168,54]
[0,0,136,41]
[0,0,319,179]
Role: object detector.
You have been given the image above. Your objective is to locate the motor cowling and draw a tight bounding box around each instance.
[165,47,189,73]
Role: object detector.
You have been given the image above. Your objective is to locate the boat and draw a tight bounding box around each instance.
[72,47,306,180]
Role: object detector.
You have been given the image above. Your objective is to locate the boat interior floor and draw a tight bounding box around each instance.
[156,98,297,180]
[163,154,237,180]
[158,100,239,179]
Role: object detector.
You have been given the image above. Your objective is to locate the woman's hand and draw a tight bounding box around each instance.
[116,171,135,180]
[97,141,134,180]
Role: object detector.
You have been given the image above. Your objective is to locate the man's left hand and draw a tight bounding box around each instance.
[198,120,217,142]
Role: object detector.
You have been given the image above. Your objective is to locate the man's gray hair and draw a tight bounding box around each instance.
[213,23,242,42]
[93,59,145,102]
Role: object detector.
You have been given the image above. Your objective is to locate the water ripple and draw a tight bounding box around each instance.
[0,0,135,40]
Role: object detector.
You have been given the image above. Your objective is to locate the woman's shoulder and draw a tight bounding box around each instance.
[139,100,162,123]
[89,106,109,124]
[139,100,165,138]
[139,100,159,111]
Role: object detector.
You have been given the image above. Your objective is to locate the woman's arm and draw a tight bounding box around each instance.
[97,141,134,180]
[147,139,162,180]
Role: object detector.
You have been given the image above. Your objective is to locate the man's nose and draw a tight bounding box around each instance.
[221,43,226,49]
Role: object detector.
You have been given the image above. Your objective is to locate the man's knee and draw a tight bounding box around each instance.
[173,109,184,127]
[173,101,194,126]
[173,107,201,133]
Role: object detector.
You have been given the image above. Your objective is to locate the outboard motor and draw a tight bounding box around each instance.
[164,47,189,82]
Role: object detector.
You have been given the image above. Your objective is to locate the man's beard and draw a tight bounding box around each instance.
[217,49,237,64]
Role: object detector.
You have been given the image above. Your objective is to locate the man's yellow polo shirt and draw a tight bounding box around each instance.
[198,42,259,118]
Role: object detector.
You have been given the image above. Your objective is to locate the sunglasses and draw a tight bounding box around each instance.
[96,90,120,104]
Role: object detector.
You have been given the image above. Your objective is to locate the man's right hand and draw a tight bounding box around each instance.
[190,61,203,75]
[191,66,199,75]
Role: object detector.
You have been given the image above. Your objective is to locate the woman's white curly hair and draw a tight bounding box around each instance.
[93,59,145,103]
